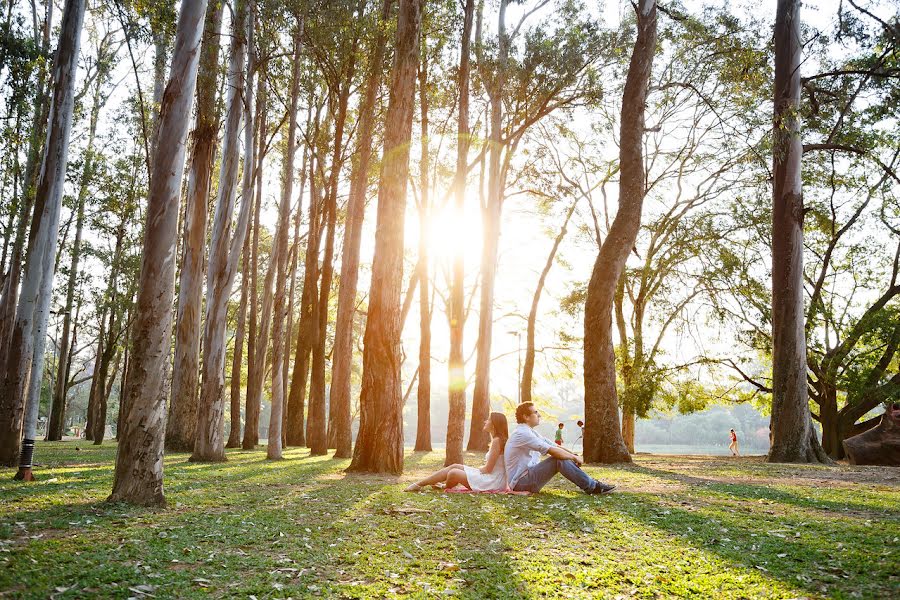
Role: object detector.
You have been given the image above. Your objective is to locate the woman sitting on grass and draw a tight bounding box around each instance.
[405,412,509,492]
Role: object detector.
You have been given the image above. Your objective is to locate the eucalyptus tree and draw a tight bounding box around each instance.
[303,0,364,456]
[329,0,396,458]
[707,0,900,460]
[266,24,303,461]
[468,0,608,451]
[192,0,254,463]
[348,0,423,474]
[767,0,830,463]
[443,0,475,466]
[110,0,208,505]
[48,26,121,441]
[583,0,657,465]
[0,0,85,476]
[166,0,225,453]
[0,0,53,376]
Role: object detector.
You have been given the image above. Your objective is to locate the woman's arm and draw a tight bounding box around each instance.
[480,439,500,474]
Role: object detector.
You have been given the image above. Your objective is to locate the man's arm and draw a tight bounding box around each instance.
[547,445,583,466]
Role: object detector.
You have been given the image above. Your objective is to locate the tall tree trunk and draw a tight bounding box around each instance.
[469,0,509,452]
[521,200,577,405]
[310,56,356,456]
[414,46,432,452]
[0,1,52,375]
[286,108,320,449]
[149,29,172,161]
[0,0,85,476]
[583,0,657,465]
[109,0,208,505]
[193,0,252,463]
[613,275,636,453]
[166,0,224,453]
[444,0,475,467]
[267,26,302,461]
[768,0,829,464]
[348,0,423,474]
[47,86,101,440]
[284,144,308,448]
[227,237,251,448]
[243,65,266,450]
[329,0,395,459]
[91,310,118,445]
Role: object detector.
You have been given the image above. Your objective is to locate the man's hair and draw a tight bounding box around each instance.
[558,423,564,427]
[577,420,584,427]
[515,402,535,424]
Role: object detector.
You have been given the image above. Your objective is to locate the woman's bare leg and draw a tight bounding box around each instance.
[405,464,464,491]
[444,468,470,491]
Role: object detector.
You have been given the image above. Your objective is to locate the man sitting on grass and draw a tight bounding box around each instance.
[505,402,616,495]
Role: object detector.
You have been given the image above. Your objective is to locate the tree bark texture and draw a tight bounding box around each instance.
[166,0,224,453]
[348,0,423,474]
[0,0,85,472]
[583,0,658,465]
[192,0,252,463]
[768,0,830,464]
[109,0,208,505]
[329,0,395,459]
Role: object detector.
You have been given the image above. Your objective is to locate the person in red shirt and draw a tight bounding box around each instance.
[729,428,740,456]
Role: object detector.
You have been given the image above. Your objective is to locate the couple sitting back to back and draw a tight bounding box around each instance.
[405,402,616,495]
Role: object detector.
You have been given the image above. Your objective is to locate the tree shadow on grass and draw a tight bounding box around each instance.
[625,463,895,517]
[312,484,531,599]
[513,467,897,599]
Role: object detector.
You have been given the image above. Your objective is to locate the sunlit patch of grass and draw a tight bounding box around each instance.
[1,441,897,598]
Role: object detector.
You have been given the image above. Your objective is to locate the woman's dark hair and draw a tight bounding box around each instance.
[489,412,509,449]
[515,402,535,424]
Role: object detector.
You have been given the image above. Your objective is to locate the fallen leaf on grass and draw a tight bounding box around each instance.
[385,507,431,515]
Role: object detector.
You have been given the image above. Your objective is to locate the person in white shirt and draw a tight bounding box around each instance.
[504,402,615,495]
[405,412,509,492]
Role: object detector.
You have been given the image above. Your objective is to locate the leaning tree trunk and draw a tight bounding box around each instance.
[193,0,252,463]
[348,0,423,474]
[328,0,394,459]
[0,0,85,476]
[469,0,509,453]
[583,0,657,465]
[414,49,432,453]
[166,0,224,453]
[444,0,475,467]
[109,0,208,506]
[266,26,302,461]
[768,0,830,464]
[521,200,576,405]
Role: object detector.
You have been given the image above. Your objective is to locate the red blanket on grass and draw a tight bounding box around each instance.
[444,488,531,495]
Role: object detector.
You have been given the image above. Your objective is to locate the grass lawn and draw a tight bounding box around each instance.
[1,442,898,599]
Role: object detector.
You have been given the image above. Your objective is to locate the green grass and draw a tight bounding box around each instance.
[1,443,898,599]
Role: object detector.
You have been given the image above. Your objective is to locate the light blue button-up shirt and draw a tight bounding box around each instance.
[504,423,553,490]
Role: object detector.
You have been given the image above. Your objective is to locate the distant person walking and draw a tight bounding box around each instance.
[555,423,564,446]
[729,429,740,456]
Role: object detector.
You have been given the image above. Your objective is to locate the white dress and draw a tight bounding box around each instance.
[463,454,507,491]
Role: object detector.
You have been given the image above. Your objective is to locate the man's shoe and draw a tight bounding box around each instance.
[588,483,616,495]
